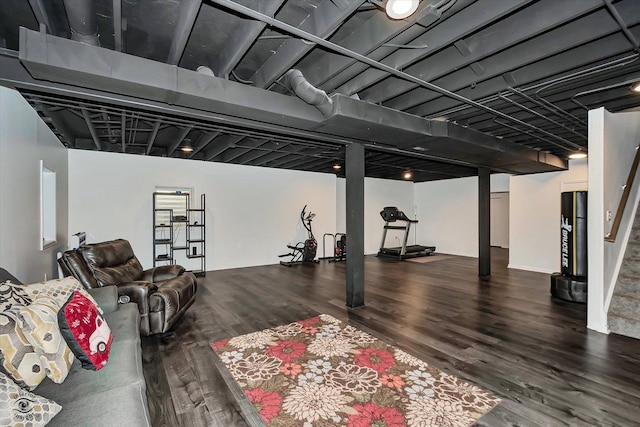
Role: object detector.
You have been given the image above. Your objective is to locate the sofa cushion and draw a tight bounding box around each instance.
[0,371,61,426]
[45,382,150,427]
[18,296,75,384]
[104,303,140,343]
[58,291,113,371]
[36,337,144,405]
[79,239,144,287]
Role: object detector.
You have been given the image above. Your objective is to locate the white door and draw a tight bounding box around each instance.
[490,192,509,248]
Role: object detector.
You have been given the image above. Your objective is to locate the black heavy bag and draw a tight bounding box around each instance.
[560,191,587,278]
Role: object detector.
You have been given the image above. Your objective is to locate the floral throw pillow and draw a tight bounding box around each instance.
[58,290,113,370]
[0,371,61,426]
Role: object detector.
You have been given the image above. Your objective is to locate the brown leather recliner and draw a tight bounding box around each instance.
[58,239,197,336]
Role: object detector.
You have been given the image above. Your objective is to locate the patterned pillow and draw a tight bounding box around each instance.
[0,280,31,312]
[0,311,46,390]
[17,297,75,384]
[0,371,61,425]
[58,290,112,371]
[24,277,86,306]
[0,281,45,390]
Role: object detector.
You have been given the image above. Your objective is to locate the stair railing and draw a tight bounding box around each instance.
[605,144,640,243]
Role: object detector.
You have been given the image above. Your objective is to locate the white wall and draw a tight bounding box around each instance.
[68,150,336,270]
[509,159,588,273]
[415,176,478,257]
[587,108,640,333]
[0,87,69,283]
[364,178,415,255]
[335,177,414,255]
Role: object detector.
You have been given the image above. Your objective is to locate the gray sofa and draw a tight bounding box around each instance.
[0,269,150,427]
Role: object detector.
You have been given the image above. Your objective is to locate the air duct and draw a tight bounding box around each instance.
[196,66,215,76]
[63,0,100,46]
[280,69,333,117]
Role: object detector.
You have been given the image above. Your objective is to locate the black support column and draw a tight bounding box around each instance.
[478,167,491,278]
[346,143,365,308]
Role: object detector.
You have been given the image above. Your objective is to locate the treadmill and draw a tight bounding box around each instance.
[377,206,435,260]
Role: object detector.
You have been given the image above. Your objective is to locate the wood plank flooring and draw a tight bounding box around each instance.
[141,249,640,426]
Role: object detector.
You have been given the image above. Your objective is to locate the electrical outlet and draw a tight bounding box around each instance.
[606,210,612,222]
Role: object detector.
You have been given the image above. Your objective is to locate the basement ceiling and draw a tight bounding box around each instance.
[0,0,639,182]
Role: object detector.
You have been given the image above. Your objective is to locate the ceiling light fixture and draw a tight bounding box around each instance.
[631,81,640,93]
[568,152,587,159]
[181,146,194,153]
[403,171,413,179]
[333,164,342,170]
[385,0,420,19]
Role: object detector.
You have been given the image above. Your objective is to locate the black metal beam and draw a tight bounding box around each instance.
[478,167,490,278]
[346,142,365,308]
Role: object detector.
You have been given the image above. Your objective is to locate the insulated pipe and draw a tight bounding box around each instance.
[63,0,100,46]
[280,69,333,118]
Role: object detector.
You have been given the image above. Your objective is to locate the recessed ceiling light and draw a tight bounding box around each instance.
[568,152,587,159]
[386,0,420,19]
[631,81,640,93]
[333,164,341,170]
[403,171,413,179]
[181,146,194,153]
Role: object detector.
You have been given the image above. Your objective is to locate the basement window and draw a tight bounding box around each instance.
[40,161,56,250]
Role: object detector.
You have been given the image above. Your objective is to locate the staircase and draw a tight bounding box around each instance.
[608,207,640,339]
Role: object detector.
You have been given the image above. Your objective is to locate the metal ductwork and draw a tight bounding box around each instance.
[280,69,333,118]
[15,27,568,174]
[63,0,100,46]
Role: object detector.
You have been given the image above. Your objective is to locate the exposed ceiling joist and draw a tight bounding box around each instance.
[249,0,366,89]
[188,131,219,158]
[363,0,603,105]
[27,0,56,35]
[212,0,285,78]
[330,0,530,96]
[167,0,201,65]
[80,109,101,150]
[167,126,193,156]
[145,120,161,155]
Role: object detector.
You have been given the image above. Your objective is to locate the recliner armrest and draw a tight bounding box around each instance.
[115,281,158,315]
[140,264,185,283]
[87,286,118,314]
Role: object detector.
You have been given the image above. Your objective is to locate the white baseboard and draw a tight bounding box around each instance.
[507,264,556,274]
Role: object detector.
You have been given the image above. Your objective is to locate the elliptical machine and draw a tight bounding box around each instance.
[279,205,320,267]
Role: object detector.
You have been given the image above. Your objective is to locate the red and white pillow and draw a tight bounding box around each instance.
[57,291,113,371]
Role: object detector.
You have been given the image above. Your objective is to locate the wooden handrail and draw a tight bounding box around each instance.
[605,144,640,243]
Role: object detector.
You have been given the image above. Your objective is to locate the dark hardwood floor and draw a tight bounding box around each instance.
[142,249,640,426]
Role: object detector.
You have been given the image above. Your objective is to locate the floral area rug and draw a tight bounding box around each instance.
[211,314,500,427]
